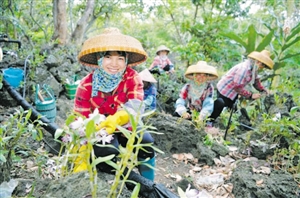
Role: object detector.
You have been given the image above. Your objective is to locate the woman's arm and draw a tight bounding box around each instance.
[74,74,93,118]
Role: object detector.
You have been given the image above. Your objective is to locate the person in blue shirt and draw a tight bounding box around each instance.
[173,61,218,124]
[139,69,157,112]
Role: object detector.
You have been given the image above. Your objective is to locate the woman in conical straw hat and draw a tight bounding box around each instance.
[209,50,274,124]
[174,61,218,122]
[73,27,156,183]
[138,69,157,112]
[149,45,175,74]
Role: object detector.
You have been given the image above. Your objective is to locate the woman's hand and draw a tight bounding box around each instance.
[251,93,261,100]
[182,112,191,119]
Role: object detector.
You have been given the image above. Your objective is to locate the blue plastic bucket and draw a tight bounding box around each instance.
[35,84,57,123]
[36,100,56,123]
[3,68,24,88]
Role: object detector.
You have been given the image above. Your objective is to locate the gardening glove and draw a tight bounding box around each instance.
[73,145,88,173]
[97,110,129,134]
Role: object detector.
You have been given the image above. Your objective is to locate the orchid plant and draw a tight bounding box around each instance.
[59,109,113,146]
[55,108,115,198]
[55,106,164,198]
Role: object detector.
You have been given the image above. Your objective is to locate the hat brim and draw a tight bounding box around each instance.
[248,51,274,69]
[78,31,147,67]
[139,69,157,83]
[185,62,218,81]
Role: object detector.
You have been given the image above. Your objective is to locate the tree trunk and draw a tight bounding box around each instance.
[52,0,67,45]
[70,0,95,46]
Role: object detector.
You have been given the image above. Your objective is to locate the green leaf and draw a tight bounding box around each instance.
[282,36,300,51]
[247,24,257,53]
[117,126,131,139]
[91,154,115,167]
[94,143,120,152]
[0,154,6,162]
[3,136,14,142]
[273,62,286,71]
[25,109,32,121]
[280,52,300,61]
[290,106,300,115]
[286,22,300,42]
[65,114,77,126]
[85,120,95,138]
[221,32,247,49]
[131,183,141,198]
[16,150,29,156]
[54,128,64,140]
[256,30,274,51]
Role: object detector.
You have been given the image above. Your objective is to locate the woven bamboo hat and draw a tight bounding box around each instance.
[78,27,147,67]
[248,50,274,69]
[156,45,170,55]
[185,61,218,80]
[139,69,157,83]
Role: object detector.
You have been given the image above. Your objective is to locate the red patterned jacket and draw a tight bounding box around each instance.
[74,67,144,118]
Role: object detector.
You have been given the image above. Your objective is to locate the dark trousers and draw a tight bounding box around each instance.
[209,90,238,121]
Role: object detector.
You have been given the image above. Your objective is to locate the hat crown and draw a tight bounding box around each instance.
[78,27,147,67]
[156,45,170,55]
[139,69,157,83]
[261,50,270,57]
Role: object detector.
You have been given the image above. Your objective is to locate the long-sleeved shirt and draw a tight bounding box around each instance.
[143,84,157,111]
[217,59,266,100]
[74,67,144,118]
[175,83,214,119]
[149,56,173,70]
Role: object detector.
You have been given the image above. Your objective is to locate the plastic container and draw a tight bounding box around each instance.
[35,84,56,123]
[65,84,78,100]
[3,68,24,88]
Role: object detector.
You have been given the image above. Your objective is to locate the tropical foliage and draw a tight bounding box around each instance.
[1,0,300,196]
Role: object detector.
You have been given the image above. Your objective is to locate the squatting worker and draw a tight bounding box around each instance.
[174,61,218,127]
[209,50,274,125]
[73,27,156,181]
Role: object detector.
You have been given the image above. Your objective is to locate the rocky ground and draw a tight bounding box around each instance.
[1,98,299,197]
[0,51,299,197]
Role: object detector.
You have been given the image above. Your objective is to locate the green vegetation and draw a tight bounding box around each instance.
[0,0,299,195]
[54,108,163,198]
[0,108,44,183]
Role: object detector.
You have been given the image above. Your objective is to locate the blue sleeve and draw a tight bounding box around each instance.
[199,97,214,119]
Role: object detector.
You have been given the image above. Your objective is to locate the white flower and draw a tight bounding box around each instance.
[95,129,114,145]
[69,117,84,130]
[80,138,88,145]
[87,108,106,125]
[185,184,199,198]
[78,127,86,137]
[62,134,72,143]
[272,112,281,121]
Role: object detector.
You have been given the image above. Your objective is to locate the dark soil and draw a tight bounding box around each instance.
[0,92,299,198]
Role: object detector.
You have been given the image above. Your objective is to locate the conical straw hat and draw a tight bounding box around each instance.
[156,45,170,55]
[139,69,157,83]
[248,50,274,69]
[185,61,218,80]
[78,27,147,67]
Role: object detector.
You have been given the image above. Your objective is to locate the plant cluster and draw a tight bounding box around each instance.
[0,107,44,184]
[54,108,163,198]
[258,107,300,184]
